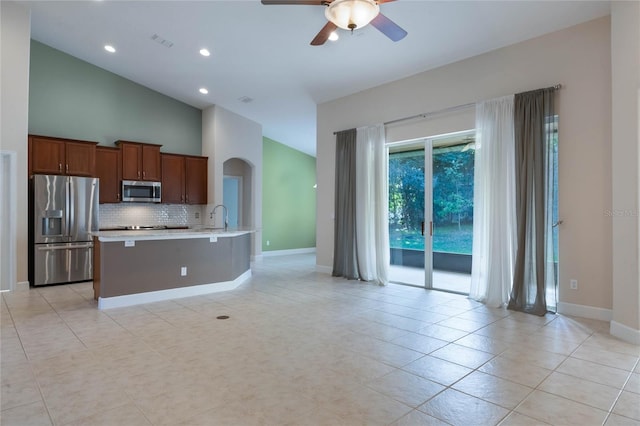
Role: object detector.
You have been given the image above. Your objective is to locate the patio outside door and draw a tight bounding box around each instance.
[388,131,475,293]
[387,140,433,289]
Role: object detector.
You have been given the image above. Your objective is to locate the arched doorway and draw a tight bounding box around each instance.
[222,158,252,228]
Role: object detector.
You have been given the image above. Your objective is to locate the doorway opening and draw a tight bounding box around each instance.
[223,175,243,228]
[222,158,252,228]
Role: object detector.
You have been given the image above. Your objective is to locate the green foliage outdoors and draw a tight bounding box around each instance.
[388,125,558,258]
[389,146,474,255]
[389,225,473,254]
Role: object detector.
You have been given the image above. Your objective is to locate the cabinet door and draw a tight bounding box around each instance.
[161,154,185,204]
[120,143,142,180]
[142,145,161,181]
[96,147,121,203]
[65,141,96,176]
[185,156,208,204]
[29,136,65,175]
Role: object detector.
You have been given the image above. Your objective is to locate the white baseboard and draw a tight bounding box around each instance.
[315,264,332,274]
[557,302,613,322]
[262,247,316,257]
[610,320,640,345]
[12,281,30,292]
[98,270,251,309]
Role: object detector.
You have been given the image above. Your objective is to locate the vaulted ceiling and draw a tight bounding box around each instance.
[26,0,610,156]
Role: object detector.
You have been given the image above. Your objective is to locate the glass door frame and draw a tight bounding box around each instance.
[388,129,476,292]
[423,139,434,290]
[386,138,433,290]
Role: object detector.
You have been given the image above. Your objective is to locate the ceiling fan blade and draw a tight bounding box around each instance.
[310,21,338,46]
[261,0,327,5]
[370,13,407,42]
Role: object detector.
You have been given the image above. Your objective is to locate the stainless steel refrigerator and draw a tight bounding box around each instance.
[30,175,99,286]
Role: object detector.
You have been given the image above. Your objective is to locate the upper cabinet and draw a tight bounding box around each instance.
[161,153,207,204]
[185,156,208,205]
[116,140,162,181]
[160,154,185,204]
[29,135,206,205]
[29,135,97,177]
[95,147,121,204]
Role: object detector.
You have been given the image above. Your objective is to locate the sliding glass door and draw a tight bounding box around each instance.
[388,140,433,288]
[388,131,475,293]
[431,135,475,293]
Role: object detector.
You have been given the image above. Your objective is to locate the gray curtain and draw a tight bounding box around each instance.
[332,129,360,280]
[508,87,555,315]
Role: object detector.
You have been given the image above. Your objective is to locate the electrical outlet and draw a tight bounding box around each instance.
[266,240,270,246]
[181,266,187,276]
[570,279,578,290]
[195,212,200,219]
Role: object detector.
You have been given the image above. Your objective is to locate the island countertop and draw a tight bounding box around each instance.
[93,229,253,309]
[93,227,255,242]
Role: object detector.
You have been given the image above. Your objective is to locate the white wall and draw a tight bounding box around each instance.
[202,105,263,257]
[611,1,640,343]
[317,18,613,314]
[1,1,31,287]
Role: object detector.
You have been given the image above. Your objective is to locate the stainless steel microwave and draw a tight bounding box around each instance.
[121,180,161,203]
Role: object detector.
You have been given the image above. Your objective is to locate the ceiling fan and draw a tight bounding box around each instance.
[261,0,408,46]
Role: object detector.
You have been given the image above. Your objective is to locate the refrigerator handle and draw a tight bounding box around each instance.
[68,178,74,237]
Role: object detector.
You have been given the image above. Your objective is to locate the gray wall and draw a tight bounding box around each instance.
[28,40,202,155]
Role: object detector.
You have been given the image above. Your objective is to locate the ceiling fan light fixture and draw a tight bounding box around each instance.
[325,0,380,31]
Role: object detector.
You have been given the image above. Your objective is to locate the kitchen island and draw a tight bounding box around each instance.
[92,228,253,309]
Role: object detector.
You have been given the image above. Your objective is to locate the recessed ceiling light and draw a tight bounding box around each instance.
[104,45,116,53]
[199,88,209,95]
[199,48,210,57]
[328,31,339,42]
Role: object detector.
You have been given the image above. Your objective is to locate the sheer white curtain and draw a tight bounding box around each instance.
[355,124,389,285]
[470,96,517,307]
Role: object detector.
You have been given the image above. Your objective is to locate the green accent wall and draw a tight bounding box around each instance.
[28,40,201,155]
[262,137,316,251]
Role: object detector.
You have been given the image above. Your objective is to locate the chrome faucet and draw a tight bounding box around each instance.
[210,204,228,230]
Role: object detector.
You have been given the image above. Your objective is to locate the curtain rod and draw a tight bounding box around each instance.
[333,84,562,135]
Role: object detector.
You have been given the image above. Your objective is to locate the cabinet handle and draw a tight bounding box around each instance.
[66,164,69,173]
[117,194,120,201]
[58,163,62,172]
[143,171,146,179]
[137,171,141,179]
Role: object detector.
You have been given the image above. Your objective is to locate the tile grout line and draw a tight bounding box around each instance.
[601,356,640,425]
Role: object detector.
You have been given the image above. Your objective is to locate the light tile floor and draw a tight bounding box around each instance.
[1,254,639,426]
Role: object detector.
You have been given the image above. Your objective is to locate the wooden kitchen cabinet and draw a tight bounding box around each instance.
[185,156,208,204]
[116,140,162,181]
[95,146,121,203]
[29,135,97,177]
[161,153,207,204]
[161,153,185,204]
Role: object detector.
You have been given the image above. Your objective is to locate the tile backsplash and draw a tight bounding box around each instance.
[99,203,204,228]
